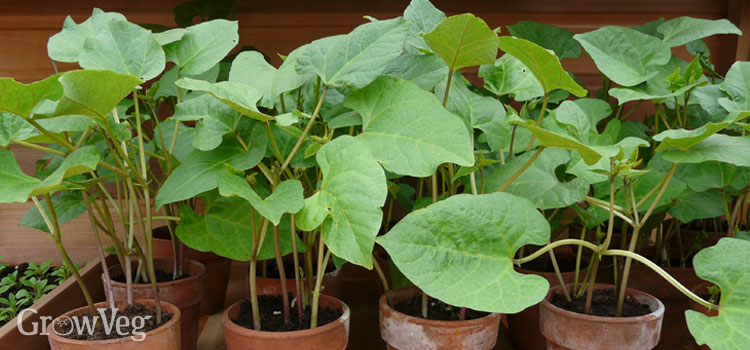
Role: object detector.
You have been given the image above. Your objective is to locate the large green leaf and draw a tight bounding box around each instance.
[668,189,725,223]
[478,54,544,101]
[54,70,143,119]
[653,113,747,151]
[486,148,588,209]
[20,191,86,233]
[657,17,741,47]
[0,113,38,146]
[164,19,239,75]
[151,119,196,163]
[377,192,551,313]
[217,171,304,226]
[402,0,446,53]
[32,146,100,196]
[47,8,126,62]
[574,26,671,86]
[0,75,63,118]
[229,50,312,108]
[155,135,266,207]
[78,19,166,81]
[719,61,750,112]
[423,13,499,70]
[686,238,750,350]
[175,77,271,121]
[344,76,474,177]
[609,80,704,105]
[660,134,750,167]
[296,17,408,88]
[694,84,730,120]
[384,52,448,91]
[498,36,586,96]
[296,136,387,268]
[176,197,304,261]
[674,161,750,193]
[0,149,42,203]
[554,98,612,136]
[506,20,581,59]
[173,93,241,151]
[509,118,602,165]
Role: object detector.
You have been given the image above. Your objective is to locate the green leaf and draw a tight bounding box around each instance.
[153,28,186,46]
[0,113,38,146]
[377,192,551,313]
[54,70,143,119]
[686,238,750,350]
[609,80,704,105]
[423,13,499,70]
[674,161,750,193]
[694,84,730,120]
[719,61,750,112]
[217,171,304,226]
[555,99,612,136]
[173,93,241,151]
[668,189,725,223]
[478,54,544,101]
[0,75,63,118]
[661,134,750,167]
[384,52,448,91]
[176,197,304,261]
[574,26,671,86]
[509,118,602,165]
[506,21,581,59]
[344,76,474,177]
[155,135,266,207]
[297,17,408,88]
[229,50,311,108]
[485,148,588,209]
[33,146,100,196]
[0,149,42,203]
[402,0,446,53]
[164,19,239,75]
[296,136,387,268]
[20,191,86,233]
[175,77,272,121]
[47,8,127,62]
[653,113,746,151]
[498,36,586,96]
[78,19,166,81]
[657,17,741,47]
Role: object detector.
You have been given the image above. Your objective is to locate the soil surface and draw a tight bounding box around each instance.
[112,268,188,283]
[233,295,342,331]
[550,288,651,317]
[394,294,489,321]
[55,303,173,341]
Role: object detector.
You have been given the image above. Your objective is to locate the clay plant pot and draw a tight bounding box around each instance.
[540,284,665,350]
[688,282,718,350]
[152,226,232,315]
[251,265,343,298]
[223,294,350,350]
[628,264,703,350]
[106,259,205,350]
[47,299,181,350]
[379,286,501,350]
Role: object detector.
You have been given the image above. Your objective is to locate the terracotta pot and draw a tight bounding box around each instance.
[688,282,718,350]
[251,266,343,298]
[628,264,703,350]
[379,286,501,350]
[540,284,665,350]
[106,259,205,350]
[223,295,350,349]
[47,299,181,350]
[152,226,232,315]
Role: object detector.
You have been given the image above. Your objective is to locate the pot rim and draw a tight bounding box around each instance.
[105,258,206,289]
[541,284,665,324]
[46,299,181,345]
[379,285,501,327]
[222,294,350,338]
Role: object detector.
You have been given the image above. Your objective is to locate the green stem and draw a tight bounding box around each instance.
[11,140,67,156]
[527,94,549,151]
[310,238,331,328]
[25,119,76,152]
[497,147,544,192]
[278,86,328,176]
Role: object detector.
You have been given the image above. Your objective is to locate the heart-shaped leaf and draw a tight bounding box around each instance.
[47,8,126,62]
[424,13,499,70]
[653,113,748,151]
[719,61,750,112]
[54,70,143,119]
[0,149,42,203]
[509,118,602,165]
[668,189,725,223]
[0,75,63,118]
[229,50,312,108]
[555,99,612,136]
[402,0,446,53]
[506,20,581,59]
[217,171,304,226]
[686,238,750,350]
[660,134,750,167]
[479,54,544,101]
[498,36,586,96]
[175,77,272,121]
[0,113,38,146]
[296,17,408,88]
[657,17,741,47]
[164,19,239,76]
[173,93,241,151]
[377,192,551,313]
[674,161,750,193]
[384,52,448,91]
[32,146,100,196]
[574,26,671,86]
[344,76,474,177]
[296,136,387,269]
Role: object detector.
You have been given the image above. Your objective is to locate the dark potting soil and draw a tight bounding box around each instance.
[258,262,336,279]
[56,303,173,341]
[233,295,342,332]
[550,288,651,317]
[111,268,188,283]
[394,294,489,321]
